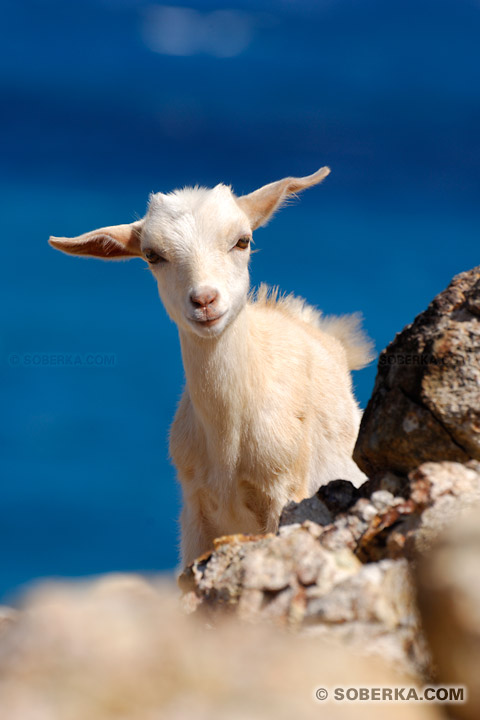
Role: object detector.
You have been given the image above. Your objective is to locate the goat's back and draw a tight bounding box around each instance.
[251,284,374,371]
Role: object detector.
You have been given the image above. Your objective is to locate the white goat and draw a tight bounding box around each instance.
[49,168,373,565]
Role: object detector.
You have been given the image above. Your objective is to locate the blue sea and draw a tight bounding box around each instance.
[1,0,479,601]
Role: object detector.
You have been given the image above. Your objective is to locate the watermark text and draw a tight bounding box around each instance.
[314,685,466,703]
[8,353,117,368]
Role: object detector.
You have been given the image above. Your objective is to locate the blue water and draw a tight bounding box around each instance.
[1,0,479,602]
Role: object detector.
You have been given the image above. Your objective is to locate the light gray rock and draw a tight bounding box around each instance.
[180,460,480,680]
[409,460,480,553]
[370,490,396,511]
[180,522,428,675]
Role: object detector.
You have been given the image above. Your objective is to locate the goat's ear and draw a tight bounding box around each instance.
[236,167,330,230]
[49,220,143,259]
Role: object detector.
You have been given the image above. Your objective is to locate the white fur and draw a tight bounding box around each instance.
[49,168,374,566]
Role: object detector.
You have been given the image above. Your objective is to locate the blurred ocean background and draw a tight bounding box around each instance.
[1,0,479,601]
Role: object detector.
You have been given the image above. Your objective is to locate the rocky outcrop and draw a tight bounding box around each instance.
[180,460,480,677]
[181,524,427,673]
[354,266,480,478]
[284,460,480,562]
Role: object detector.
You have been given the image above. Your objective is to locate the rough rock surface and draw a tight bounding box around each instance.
[0,575,442,720]
[180,460,480,678]
[354,266,480,478]
[298,460,480,561]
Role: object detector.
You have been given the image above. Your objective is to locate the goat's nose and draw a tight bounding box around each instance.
[189,287,219,309]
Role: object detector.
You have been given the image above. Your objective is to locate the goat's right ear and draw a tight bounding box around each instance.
[49,220,143,259]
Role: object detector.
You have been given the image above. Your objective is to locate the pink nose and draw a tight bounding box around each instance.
[189,287,219,309]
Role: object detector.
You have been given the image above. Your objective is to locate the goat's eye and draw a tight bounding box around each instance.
[144,249,166,264]
[235,236,251,250]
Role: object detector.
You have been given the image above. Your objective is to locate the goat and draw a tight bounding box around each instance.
[49,168,373,565]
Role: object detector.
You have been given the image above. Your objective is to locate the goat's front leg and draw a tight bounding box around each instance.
[262,474,310,534]
[180,503,215,567]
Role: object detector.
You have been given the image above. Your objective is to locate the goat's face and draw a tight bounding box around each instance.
[142,185,251,337]
[49,168,331,338]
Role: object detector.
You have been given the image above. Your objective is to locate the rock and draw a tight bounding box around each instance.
[370,490,396,511]
[181,526,361,621]
[178,533,276,608]
[407,460,480,554]
[352,460,480,562]
[360,470,410,499]
[0,574,441,720]
[304,558,429,672]
[354,266,480,479]
[415,507,480,720]
[317,479,361,514]
[180,522,428,676]
[277,461,480,562]
[279,493,332,527]
[180,460,480,681]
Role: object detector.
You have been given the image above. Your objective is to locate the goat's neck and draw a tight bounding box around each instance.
[178,307,250,432]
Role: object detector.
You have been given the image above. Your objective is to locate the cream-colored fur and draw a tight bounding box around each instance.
[49,168,373,566]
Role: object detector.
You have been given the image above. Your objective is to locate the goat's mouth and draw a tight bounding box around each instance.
[189,311,226,329]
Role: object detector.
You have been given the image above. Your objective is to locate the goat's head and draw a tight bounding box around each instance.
[49,167,330,338]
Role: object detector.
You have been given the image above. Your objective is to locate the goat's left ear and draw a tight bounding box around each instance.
[49,220,143,259]
[236,167,330,230]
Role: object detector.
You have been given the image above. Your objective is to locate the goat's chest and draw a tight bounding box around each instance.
[171,390,309,494]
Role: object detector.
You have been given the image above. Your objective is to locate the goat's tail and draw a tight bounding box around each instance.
[316,312,375,370]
